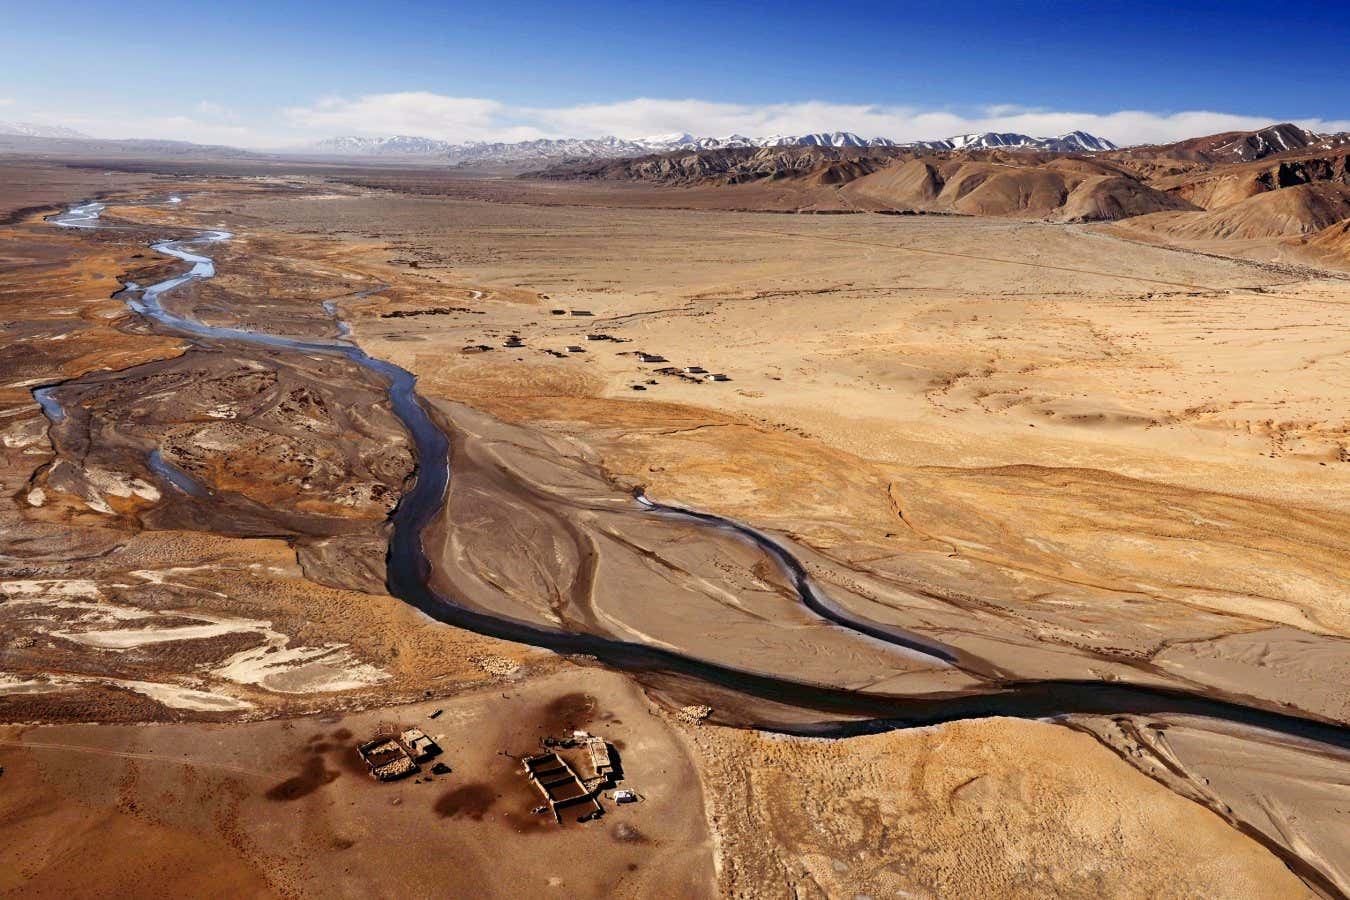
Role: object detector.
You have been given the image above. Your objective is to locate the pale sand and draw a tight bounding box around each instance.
[690,716,1313,898]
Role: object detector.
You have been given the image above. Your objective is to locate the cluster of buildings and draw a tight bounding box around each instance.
[521,729,635,825]
[357,727,441,781]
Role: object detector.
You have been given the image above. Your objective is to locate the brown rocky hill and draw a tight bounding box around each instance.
[1120,182,1350,241]
[1147,148,1350,210]
[529,124,1350,239]
[1297,216,1350,264]
[1120,122,1323,166]
[538,144,907,187]
[840,154,1192,221]
[535,146,1188,222]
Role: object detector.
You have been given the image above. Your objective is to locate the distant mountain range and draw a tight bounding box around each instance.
[0,120,88,139]
[308,131,899,162]
[306,130,1119,164]
[5,119,1340,174]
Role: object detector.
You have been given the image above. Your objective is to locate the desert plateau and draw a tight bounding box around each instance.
[3,9,1350,894]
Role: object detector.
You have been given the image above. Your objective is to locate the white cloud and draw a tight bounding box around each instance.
[195,100,236,119]
[281,91,546,143]
[59,111,260,145]
[31,91,1350,149]
[275,92,1350,148]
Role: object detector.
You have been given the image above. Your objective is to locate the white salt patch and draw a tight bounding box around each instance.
[54,622,258,650]
[85,495,115,514]
[129,567,227,598]
[131,565,219,583]
[0,673,75,694]
[215,642,388,693]
[86,467,161,502]
[8,573,386,696]
[2,579,101,599]
[2,579,157,624]
[115,679,252,711]
[0,672,248,710]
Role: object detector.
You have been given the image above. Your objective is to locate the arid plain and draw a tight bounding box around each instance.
[2,159,1349,898]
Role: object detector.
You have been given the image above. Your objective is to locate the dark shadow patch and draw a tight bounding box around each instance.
[265,755,339,801]
[331,728,353,740]
[434,783,496,820]
[539,692,598,734]
[335,743,372,777]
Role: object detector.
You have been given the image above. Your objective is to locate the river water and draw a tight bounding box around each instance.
[41,199,1350,742]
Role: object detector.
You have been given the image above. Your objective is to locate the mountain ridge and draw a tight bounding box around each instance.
[0,120,89,139]
[306,129,1117,163]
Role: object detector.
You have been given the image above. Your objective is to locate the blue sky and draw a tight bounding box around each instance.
[2,0,1347,146]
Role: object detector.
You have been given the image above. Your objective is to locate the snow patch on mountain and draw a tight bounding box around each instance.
[306,129,1115,163]
[940,130,1117,152]
[0,121,89,139]
[1212,123,1320,161]
[313,134,455,155]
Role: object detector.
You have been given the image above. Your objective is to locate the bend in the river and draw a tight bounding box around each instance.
[39,199,1350,745]
[42,197,1350,896]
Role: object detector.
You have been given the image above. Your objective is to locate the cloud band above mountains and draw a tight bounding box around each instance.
[36,92,1350,148]
[280,93,1350,148]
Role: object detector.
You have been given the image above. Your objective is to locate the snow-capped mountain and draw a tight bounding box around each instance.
[449,136,671,162]
[939,131,1117,152]
[305,129,1114,163]
[0,121,89,139]
[762,132,897,148]
[313,135,456,155]
[639,133,756,150]
[309,131,898,160]
[312,134,674,161]
[1209,123,1319,161]
[1052,130,1118,152]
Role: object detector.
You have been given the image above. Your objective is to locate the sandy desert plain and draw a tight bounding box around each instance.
[2,155,1350,898]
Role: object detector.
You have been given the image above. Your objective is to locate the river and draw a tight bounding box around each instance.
[43,197,1350,895]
